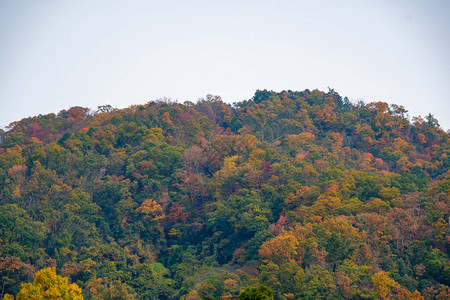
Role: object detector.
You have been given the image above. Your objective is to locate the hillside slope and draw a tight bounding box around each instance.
[0,89,449,299]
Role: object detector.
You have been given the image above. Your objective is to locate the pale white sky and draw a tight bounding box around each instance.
[1,0,449,129]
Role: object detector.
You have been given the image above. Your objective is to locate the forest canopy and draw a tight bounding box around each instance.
[0,89,449,299]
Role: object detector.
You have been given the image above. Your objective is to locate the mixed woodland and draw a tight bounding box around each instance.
[0,89,449,299]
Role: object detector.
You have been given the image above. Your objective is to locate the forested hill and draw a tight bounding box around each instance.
[0,89,449,299]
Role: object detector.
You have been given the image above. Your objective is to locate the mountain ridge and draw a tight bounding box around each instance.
[0,89,448,299]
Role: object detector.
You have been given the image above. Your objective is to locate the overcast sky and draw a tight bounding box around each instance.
[1,0,449,130]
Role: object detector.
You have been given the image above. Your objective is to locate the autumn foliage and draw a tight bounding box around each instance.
[0,89,448,299]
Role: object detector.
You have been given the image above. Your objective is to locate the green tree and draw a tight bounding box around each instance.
[0,204,47,259]
[302,265,336,299]
[239,284,274,300]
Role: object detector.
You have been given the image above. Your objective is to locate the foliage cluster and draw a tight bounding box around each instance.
[0,89,449,299]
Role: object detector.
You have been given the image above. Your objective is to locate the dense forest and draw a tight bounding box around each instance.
[0,89,449,299]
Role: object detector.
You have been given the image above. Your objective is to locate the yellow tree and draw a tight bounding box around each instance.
[372,271,400,300]
[259,232,302,264]
[371,271,423,299]
[136,199,165,222]
[136,199,165,242]
[15,267,83,299]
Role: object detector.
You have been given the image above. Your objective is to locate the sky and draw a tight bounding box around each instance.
[0,0,449,130]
